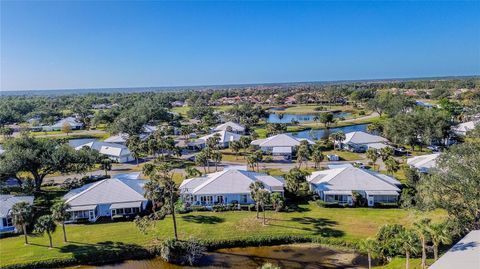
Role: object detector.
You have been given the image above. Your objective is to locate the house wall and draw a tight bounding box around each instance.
[0,217,15,233]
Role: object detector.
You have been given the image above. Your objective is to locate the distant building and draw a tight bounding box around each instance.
[63,173,147,223]
[341,131,389,152]
[171,100,185,107]
[180,168,284,206]
[213,121,246,134]
[307,167,401,207]
[407,153,440,173]
[44,117,84,131]
[73,140,133,163]
[453,120,479,136]
[251,134,314,157]
[429,230,479,269]
[0,195,35,233]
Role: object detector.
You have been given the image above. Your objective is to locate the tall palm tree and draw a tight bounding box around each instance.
[230,140,242,160]
[51,200,71,242]
[396,228,420,269]
[34,215,57,248]
[429,222,452,261]
[358,238,379,269]
[329,132,346,150]
[11,202,34,245]
[311,147,324,169]
[100,158,112,177]
[414,218,431,269]
[249,181,265,219]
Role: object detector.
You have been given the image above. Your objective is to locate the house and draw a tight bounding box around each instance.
[307,167,401,207]
[46,117,84,131]
[190,130,242,149]
[74,140,133,163]
[213,121,246,134]
[104,125,157,144]
[171,100,185,107]
[407,153,440,173]
[429,230,479,269]
[251,133,314,157]
[63,173,147,223]
[179,168,284,206]
[0,195,34,233]
[341,131,389,152]
[453,120,479,136]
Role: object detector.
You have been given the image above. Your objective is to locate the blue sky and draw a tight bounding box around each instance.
[1,1,479,91]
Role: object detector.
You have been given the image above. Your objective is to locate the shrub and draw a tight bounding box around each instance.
[358,110,366,116]
[375,202,398,208]
[189,205,209,212]
[159,238,205,266]
[316,200,345,208]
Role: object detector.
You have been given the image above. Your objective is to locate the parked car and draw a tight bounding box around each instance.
[394,147,409,156]
[427,145,441,152]
[353,161,366,168]
[327,154,340,161]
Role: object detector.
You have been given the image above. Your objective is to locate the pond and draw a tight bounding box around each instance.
[289,124,368,140]
[66,244,368,269]
[267,112,352,124]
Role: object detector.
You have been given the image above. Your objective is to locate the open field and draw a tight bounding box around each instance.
[171,105,233,117]
[0,202,446,268]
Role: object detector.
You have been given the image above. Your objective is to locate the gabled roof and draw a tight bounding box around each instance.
[307,167,400,192]
[75,140,131,157]
[104,134,130,143]
[213,121,245,132]
[52,117,83,128]
[63,175,146,207]
[453,120,479,134]
[180,169,284,195]
[0,195,34,218]
[407,153,440,171]
[430,230,480,269]
[343,131,388,145]
[197,131,242,144]
[251,133,314,147]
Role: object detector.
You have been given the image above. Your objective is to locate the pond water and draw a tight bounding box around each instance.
[289,124,368,140]
[267,112,352,123]
[67,244,368,269]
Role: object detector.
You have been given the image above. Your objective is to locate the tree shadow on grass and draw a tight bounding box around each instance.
[290,217,344,237]
[182,215,225,224]
[59,241,152,264]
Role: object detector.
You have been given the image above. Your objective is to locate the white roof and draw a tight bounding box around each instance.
[453,120,479,134]
[197,130,242,144]
[63,175,146,207]
[307,167,400,193]
[110,201,143,209]
[430,230,480,269]
[251,133,314,147]
[343,131,388,145]
[75,140,131,157]
[180,169,284,195]
[407,153,440,171]
[104,134,130,143]
[213,121,245,132]
[368,143,391,150]
[0,195,34,218]
[52,117,83,128]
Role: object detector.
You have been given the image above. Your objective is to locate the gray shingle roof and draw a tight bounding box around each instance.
[213,121,245,132]
[407,153,440,171]
[180,169,284,195]
[343,131,388,144]
[251,134,314,147]
[0,195,34,218]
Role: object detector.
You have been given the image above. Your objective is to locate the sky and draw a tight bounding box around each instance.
[1,1,479,91]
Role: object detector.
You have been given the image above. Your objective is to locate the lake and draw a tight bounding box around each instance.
[290,124,368,140]
[267,112,352,123]
[66,244,369,269]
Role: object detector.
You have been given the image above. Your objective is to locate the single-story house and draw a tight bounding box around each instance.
[307,167,401,207]
[453,120,479,136]
[179,168,284,206]
[63,173,147,223]
[251,134,314,157]
[189,130,242,149]
[341,131,389,152]
[212,121,246,134]
[45,117,84,131]
[429,230,479,269]
[74,140,133,163]
[407,153,440,173]
[0,195,34,233]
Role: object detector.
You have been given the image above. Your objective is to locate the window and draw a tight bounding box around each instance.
[241,194,248,203]
[216,196,224,204]
[116,208,124,214]
[125,208,132,214]
[2,217,13,227]
[133,207,140,213]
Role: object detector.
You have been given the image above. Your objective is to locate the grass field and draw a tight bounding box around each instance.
[0,203,445,268]
[171,105,233,117]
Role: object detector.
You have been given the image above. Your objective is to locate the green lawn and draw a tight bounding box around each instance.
[0,203,445,268]
[323,150,364,161]
[171,105,233,117]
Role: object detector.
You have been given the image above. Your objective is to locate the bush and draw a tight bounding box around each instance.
[159,238,205,266]
[375,202,399,208]
[189,205,209,212]
[358,110,366,116]
[316,200,346,208]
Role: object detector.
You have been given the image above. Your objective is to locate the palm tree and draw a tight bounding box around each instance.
[257,189,271,225]
[311,147,324,169]
[51,200,71,242]
[396,228,420,269]
[429,222,452,261]
[100,158,112,177]
[11,202,34,245]
[414,218,431,269]
[366,148,379,170]
[34,215,57,248]
[211,150,222,172]
[296,142,310,168]
[385,157,400,175]
[358,238,379,269]
[195,150,209,174]
[249,181,265,219]
[380,147,394,162]
[230,140,242,160]
[329,132,346,150]
[247,154,258,171]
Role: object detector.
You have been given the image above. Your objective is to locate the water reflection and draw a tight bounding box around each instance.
[267,112,351,124]
[290,124,368,140]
